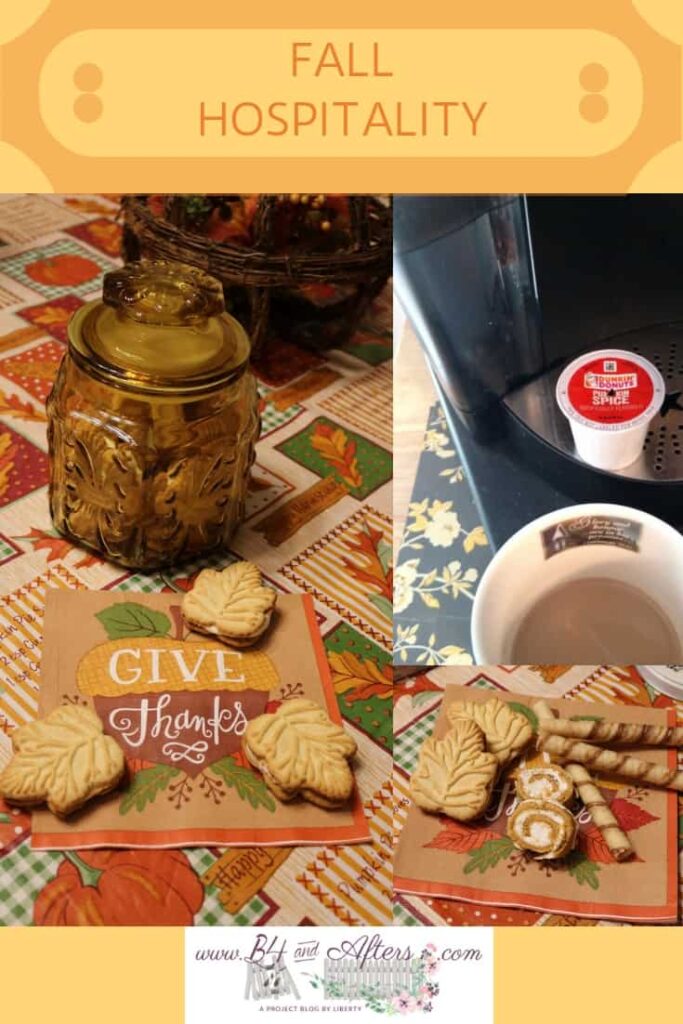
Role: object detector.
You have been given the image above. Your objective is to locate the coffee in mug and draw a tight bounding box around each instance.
[471,504,683,664]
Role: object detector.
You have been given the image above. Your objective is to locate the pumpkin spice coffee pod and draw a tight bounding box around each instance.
[515,764,574,805]
[182,561,277,647]
[507,798,577,860]
[243,698,357,809]
[0,704,126,818]
[556,348,665,471]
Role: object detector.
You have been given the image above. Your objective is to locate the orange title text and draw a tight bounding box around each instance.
[198,41,488,139]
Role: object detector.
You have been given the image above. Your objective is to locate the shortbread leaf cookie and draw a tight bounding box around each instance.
[507,798,577,860]
[243,698,357,807]
[516,764,574,805]
[182,562,277,647]
[0,705,126,818]
[410,719,499,822]
[447,697,533,766]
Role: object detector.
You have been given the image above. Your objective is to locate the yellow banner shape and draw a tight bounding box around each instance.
[39,29,641,159]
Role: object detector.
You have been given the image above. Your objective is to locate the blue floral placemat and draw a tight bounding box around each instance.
[393,403,491,666]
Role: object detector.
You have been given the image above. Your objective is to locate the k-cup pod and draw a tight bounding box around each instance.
[556,349,665,471]
[471,503,683,664]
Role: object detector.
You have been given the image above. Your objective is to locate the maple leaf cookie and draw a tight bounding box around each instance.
[243,698,357,808]
[182,561,277,647]
[0,705,125,818]
[447,697,533,766]
[410,718,498,822]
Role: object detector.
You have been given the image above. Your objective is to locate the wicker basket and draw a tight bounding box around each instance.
[120,195,392,355]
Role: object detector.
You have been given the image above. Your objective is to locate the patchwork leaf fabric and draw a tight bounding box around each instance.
[0,194,392,926]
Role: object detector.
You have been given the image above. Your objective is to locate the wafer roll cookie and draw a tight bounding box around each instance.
[540,717,683,747]
[539,733,683,790]
[565,763,633,862]
[532,700,555,723]
[532,700,634,860]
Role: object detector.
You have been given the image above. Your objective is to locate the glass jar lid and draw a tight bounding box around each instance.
[67,260,251,394]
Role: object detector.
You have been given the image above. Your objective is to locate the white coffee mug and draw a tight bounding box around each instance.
[471,503,683,663]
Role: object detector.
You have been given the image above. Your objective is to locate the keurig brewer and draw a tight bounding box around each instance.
[394,195,683,545]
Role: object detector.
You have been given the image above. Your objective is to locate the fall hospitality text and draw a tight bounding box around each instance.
[198,41,488,139]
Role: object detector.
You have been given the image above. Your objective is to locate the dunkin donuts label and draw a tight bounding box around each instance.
[557,350,665,431]
[568,356,653,423]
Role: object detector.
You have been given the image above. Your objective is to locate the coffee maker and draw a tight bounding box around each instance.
[394,195,683,546]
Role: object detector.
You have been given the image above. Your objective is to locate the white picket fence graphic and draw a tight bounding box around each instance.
[323,958,422,999]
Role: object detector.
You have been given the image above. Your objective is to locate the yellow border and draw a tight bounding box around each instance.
[495,927,680,1023]
[0,1,679,191]
[0,927,184,1022]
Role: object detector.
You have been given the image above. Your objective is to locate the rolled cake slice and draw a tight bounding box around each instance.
[516,764,574,805]
[507,798,577,859]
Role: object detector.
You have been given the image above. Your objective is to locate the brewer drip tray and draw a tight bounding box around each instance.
[504,322,683,483]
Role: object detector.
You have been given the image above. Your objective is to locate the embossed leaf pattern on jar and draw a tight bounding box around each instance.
[47,260,260,569]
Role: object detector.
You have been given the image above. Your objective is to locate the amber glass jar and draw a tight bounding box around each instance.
[47,260,260,569]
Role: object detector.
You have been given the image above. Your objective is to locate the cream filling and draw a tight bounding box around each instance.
[525,819,554,850]
[243,742,345,807]
[518,767,572,804]
[244,743,294,795]
[523,775,561,800]
[198,611,272,645]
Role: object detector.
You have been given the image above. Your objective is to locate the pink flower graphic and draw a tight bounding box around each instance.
[391,992,418,1015]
